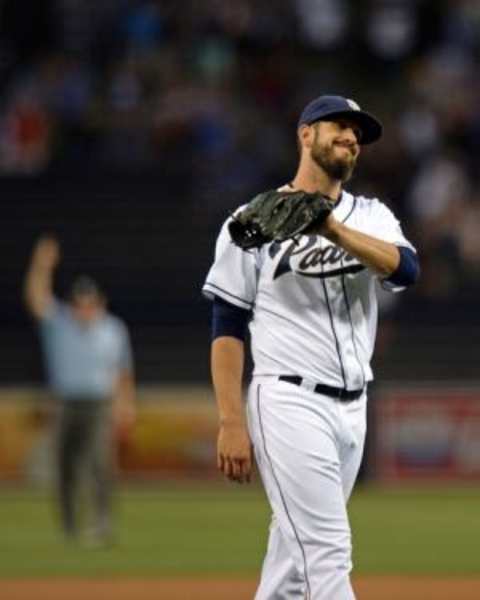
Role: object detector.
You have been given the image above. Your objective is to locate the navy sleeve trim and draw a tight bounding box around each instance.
[212,296,251,342]
[385,246,420,287]
[203,282,254,310]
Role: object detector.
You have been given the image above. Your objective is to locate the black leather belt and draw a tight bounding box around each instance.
[278,375,363,402]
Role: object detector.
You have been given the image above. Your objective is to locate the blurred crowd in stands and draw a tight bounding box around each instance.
[1,0,480,312]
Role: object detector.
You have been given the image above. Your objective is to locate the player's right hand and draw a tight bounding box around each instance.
[217,418,253,484]
[33,236,61,270]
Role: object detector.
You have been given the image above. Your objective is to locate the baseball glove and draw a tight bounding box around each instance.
[228,189,335,250]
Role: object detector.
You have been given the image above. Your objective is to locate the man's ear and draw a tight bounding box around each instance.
[299,124,314,151]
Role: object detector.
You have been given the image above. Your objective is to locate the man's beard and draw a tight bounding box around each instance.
[311,139,357,182]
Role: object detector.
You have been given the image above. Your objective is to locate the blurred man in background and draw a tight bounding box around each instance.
[24,236,136,544]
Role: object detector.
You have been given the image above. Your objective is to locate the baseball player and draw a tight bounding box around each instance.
[203,95,419,599]
[24,236,136,543]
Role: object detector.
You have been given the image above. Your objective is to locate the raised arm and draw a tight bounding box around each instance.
[23,236,60,319]
[322,216,400,277]
[321,213,419,286]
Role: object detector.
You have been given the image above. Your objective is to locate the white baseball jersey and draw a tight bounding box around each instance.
[203,188,415,391]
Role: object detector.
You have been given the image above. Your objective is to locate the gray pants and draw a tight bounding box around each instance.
[56,398,113,539]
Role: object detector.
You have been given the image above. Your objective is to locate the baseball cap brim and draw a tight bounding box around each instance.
[302,109,382,145]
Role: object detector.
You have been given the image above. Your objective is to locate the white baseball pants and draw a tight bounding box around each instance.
[247,377,367,600]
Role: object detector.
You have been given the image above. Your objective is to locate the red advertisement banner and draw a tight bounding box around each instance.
[376,386,480,481]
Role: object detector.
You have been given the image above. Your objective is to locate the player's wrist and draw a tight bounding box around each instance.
[322,217,343,242]
[219,414,246,427]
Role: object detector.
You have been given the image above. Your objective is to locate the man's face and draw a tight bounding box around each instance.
[308,119,361,182]
[71,294,103,325]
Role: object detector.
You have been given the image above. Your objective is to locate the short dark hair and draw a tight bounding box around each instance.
[69,276,105,302]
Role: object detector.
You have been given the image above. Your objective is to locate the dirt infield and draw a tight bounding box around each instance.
[1,577,480,600]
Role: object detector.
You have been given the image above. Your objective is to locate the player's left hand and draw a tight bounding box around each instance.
[217,418,253,484]
[229,189,335,249]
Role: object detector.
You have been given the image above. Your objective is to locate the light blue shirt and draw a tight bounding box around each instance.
[39,300,133,400]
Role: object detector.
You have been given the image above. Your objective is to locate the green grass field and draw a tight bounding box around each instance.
[1,483,479,578]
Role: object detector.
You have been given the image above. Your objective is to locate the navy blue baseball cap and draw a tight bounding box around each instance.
[298,95,383,145]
